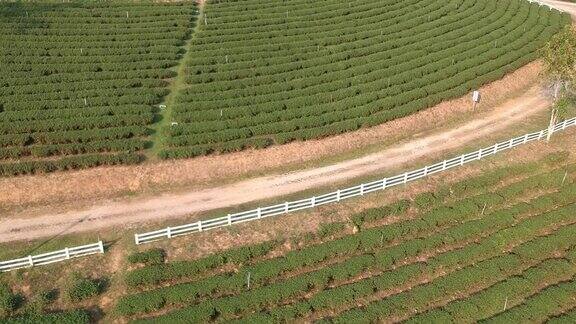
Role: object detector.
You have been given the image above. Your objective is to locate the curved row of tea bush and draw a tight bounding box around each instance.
[133,199,576,322]
[161,0,570,158]
[2,309,90,324]
[123,166,567,290]
[116,160,575,319]
[0,1,197,174]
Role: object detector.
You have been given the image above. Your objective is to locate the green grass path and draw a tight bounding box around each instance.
[147,3,202,160]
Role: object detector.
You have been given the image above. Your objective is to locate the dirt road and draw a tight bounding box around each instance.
[538,0,576,19]
[0,86,553,243]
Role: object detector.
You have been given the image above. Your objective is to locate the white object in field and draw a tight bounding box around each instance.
[171,122,178,126]
[472,91,481,103]
[159,104,166,110]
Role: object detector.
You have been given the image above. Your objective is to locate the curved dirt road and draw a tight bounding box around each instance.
[538,0,576,19]
[0,86,552,243]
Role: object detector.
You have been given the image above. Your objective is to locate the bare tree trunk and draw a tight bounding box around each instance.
[547,109,557,142]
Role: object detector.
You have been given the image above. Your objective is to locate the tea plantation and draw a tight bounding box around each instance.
[103,153,576,323]
[0,1,197,175]
[2,150,576,323]
[0,0,570,175]
[161,0,570,158]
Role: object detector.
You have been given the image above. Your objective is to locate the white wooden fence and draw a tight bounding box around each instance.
[135,117,576,244]
[0,241,104,272]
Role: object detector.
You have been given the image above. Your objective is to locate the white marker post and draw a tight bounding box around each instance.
[472,90,481,111]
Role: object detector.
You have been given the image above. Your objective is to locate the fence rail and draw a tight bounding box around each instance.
[0,241,104,272]
[135,117,576,244]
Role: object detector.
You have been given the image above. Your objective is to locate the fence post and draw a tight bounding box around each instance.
[28,255,34,268]
[198,222,203,232]
[403,173,408,184]
[134,234,140,245]
[442,160,447,170]
[524,134,529,143]
[382,178,387,189]
[228,214,232,225]
[311,196,316,207]
[167,227,172,238]
[360,184,364,195]
[492,145,497,154]
[285,202,289,212]
[65,248,70,259]
[424,166,428,175]
[257,207,262,219]
[98,241,104,254]
[337,189,341,201]
[460,155,465,165]
[477,149,482,159]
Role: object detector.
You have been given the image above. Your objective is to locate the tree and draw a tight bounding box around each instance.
[541,26,576,119]
[541,26,576,96]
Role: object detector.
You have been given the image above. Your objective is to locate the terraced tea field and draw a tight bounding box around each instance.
[0,0,569,176]
[1,135,576,323]
[0,1,197,175]
[162,0,570,158]
[109,153,576,323]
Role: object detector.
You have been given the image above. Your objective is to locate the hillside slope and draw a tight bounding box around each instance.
[161,0,569,158]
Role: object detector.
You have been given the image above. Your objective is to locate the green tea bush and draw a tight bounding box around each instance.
[0,2,197,175]
[128,249,166,266]
[67,276,104,302]
[125,240,279,287]
[0,283,18,318]
[413,192,438,210]
[316,222,347,239]
[351,200,410,227]
[117,162,576,320]
[3,309,90,324]
[163,0,569,158]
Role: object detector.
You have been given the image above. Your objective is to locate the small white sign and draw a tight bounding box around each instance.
[472,91,481,103]
[171,122,178,126]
